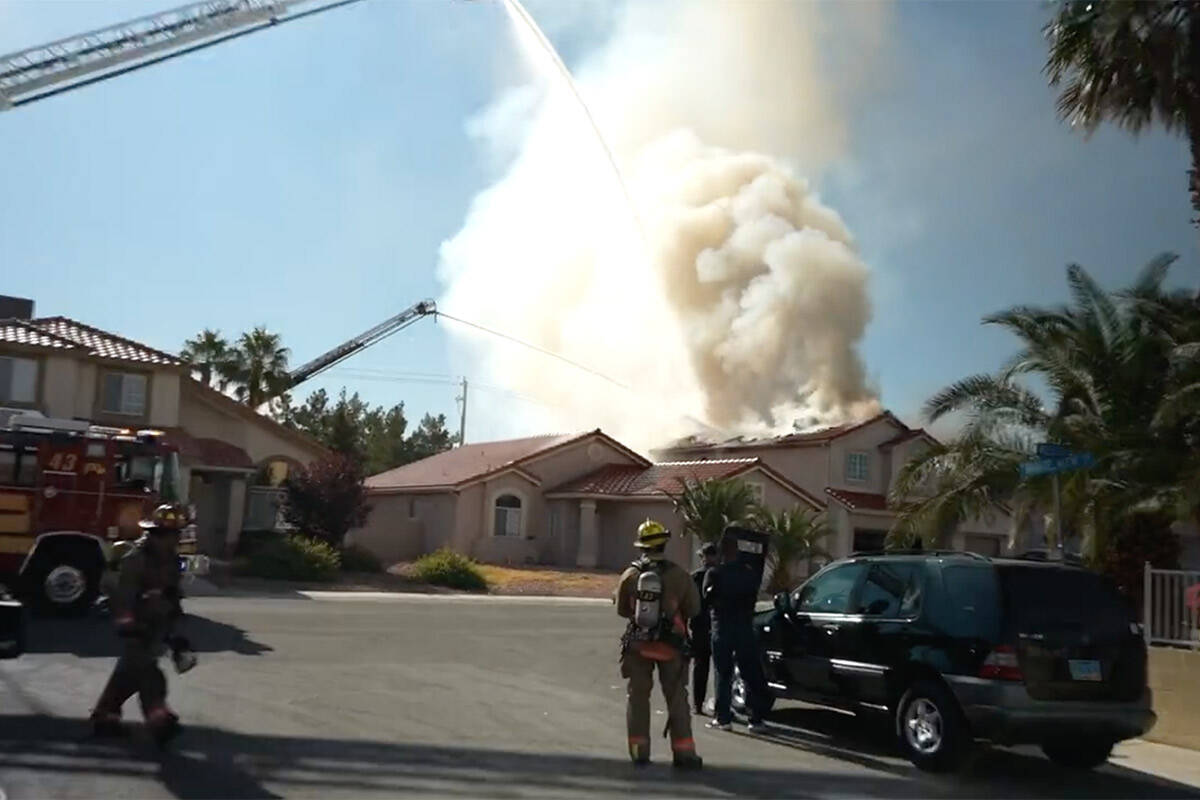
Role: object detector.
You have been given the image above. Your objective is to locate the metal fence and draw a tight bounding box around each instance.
[1143,562,1200,648]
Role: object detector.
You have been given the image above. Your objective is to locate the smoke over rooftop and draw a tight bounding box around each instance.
[439,1,888,450]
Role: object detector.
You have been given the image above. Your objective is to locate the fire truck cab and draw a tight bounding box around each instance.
[0,412,205,616]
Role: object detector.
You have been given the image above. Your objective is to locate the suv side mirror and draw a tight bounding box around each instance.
[774,592,792,614]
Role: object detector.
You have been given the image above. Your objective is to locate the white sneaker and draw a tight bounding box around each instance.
[746,721,769,735]
[706,719,732,731]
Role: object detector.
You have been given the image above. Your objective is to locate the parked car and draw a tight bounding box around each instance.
[733,551,1156,772]
[0,582,25,659]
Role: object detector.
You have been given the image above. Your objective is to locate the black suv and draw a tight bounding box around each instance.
[734,551,1156,772]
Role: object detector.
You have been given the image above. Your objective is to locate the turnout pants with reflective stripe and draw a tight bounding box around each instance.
[620,650,695,759]
[93,636,169,720]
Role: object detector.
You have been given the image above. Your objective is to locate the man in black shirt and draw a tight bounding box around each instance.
[702,531,769,733]
[690,543,718,715]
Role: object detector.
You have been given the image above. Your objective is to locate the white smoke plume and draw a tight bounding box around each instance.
[439,0,888,450]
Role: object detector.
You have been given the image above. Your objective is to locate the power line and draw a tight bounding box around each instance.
[434,311,632,391]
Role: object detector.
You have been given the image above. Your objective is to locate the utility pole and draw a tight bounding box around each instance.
[457,377,468,446]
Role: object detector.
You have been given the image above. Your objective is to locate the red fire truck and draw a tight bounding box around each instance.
[0,413,202,615]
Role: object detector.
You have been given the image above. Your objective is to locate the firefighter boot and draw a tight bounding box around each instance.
[672,750,703,770]
[89,711,125,738]
[147,707,181,748]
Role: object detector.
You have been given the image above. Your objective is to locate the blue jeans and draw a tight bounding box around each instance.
[711,621,767,725]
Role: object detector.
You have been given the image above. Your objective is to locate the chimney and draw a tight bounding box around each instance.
[0,296,34,320]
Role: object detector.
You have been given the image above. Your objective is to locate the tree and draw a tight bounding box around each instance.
[405,413,454,463]
[228,327,291,409]
[668,477,761,545]
[756,506,831,594]
[892,255,1198,584]
[1045,1,1200,222]
[282,454,371,549]
[180,329,235,390]
[363,404,410,476]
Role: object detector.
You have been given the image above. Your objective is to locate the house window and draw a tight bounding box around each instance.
[493,494,522,537]
[964,534,1002,558]
[101,372,147,416]
[852,529,888,553]
[746,481,765,505]
[408,497,417,519]
[0,356,37,404]
[846,451,869,482]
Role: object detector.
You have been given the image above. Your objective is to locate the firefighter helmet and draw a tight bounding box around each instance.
[139,503,188,531]
[635,519,670,549]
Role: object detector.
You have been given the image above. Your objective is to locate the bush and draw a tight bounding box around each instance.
[412,548,488,591]
[340,544,383,573]
[238,535,342,582]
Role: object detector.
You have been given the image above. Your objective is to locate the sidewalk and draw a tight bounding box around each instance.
[1112,739,1200,790]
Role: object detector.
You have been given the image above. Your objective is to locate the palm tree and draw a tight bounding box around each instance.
[892,255,1198,571]
[180,329,234,390]
[228,327,291,409]
[667,477,760,545]
[1044,1,1200,222]
[755,506,831,594]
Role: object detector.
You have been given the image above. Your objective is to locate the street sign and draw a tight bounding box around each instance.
[1019,451,1096,478]
[1036,442,1072,459]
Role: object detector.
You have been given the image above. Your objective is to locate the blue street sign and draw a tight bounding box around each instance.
[1036,442,1072,459]
[1019,451,1096,478]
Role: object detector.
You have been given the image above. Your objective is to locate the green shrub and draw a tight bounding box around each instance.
[412,548,488,591]
[238,535,341,582]
[340,544,384,573]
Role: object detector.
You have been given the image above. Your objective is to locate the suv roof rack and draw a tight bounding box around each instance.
[1013,549,1084,566]
[851,549,989,561]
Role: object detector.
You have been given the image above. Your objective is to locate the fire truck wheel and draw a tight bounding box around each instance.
[27,556,100,617]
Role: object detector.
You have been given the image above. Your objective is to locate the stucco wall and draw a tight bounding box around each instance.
[470,472,542,565]
[148,372,181,427]
[827,419,904,495]
[523,437,644,487]
[1145,647,1200,750]
[732,446,828,500]
[40,356,80,418]
[347,494,427,565]
[178,387,324,467]
[595,499,688,571]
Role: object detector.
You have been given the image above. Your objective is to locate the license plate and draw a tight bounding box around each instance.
[1068,659,1102,682]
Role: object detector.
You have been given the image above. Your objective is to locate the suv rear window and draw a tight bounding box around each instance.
[940,564,1000,639]
[997,565,1133,637]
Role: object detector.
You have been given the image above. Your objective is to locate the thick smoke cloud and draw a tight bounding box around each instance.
[439,0,887,450]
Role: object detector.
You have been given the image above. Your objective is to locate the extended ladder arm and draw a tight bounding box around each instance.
[0,0,361,111]
[286,299,437,388]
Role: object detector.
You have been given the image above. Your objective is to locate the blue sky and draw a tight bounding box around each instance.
[1,0,1197,443]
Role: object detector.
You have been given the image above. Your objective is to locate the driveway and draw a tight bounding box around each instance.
[0,595,1196,799]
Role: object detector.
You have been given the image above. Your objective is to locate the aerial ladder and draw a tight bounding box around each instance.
[286,299,437,389]
[0,0,362,111]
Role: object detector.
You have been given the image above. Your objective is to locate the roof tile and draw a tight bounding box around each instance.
[825,487,890,511]
[32,317,182,366]
[366,433,587,491]
[0,319,78,350]
[549,459,760,497]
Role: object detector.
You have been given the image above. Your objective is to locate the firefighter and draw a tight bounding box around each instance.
[90,503,189,745]
[614,519,703,769]
[691,542,719,715]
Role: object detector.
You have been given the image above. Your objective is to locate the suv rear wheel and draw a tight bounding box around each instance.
[1042,738,1113,769]
[896,679,972,772]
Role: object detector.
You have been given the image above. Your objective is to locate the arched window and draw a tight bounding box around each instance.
[493,493,522,537]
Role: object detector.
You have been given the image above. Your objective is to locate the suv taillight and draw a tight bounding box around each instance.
[979,644,1023,681]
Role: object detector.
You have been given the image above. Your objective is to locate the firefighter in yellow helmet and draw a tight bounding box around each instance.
[91,503,192,745]
[613,519,702,768]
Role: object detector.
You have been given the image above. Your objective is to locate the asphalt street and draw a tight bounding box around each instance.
[0,594,1196,799]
